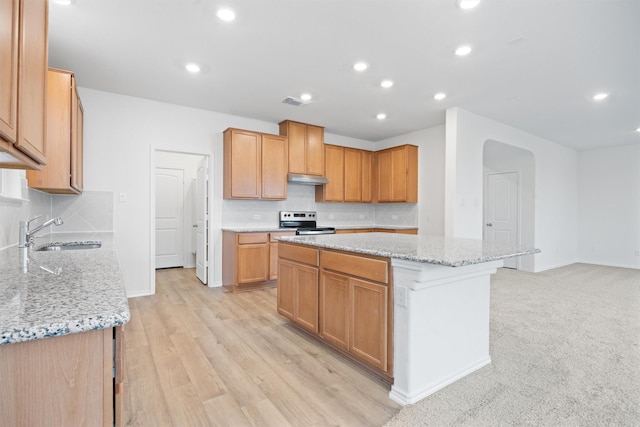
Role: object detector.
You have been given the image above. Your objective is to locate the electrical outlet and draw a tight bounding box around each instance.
[329,214,335,220]
[119,193,126,202]
[359,214,364,219]
[634,250,640,257]
[253,214,261,220]
[395,287,408,308]
[392,215,398,220]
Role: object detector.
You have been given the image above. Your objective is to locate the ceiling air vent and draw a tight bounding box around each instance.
[282,96,312,107]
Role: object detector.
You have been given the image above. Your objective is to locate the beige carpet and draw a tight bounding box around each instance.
[384,263,640,426]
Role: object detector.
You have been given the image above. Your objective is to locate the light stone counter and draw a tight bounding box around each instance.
[0,232,130,345]
[279,233,538,266]
[222,225,418,233]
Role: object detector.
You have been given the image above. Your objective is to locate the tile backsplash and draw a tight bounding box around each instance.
[222,183,417,228]
[0,189,113,250]
[52,191,114,232]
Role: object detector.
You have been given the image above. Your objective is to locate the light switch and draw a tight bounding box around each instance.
[119,193,127,202]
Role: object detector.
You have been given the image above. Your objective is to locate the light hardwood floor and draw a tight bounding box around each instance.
[124,268,401,426]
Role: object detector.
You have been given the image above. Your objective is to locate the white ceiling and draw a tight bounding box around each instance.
[48,0,640,150]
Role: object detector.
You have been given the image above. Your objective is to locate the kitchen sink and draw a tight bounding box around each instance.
[35,241,102,251]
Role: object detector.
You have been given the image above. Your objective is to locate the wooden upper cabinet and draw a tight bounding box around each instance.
[224,128,261,199]
[223,128,287,200]
[279,119,325,176]
[306,124,324,175]
[0,0,19,144]
[72,83,84,192]
[15,0,47,164]
[376,145,418,203]
[316,145,374,203]
[0,0,48,169]
[344,148,362,202]
[316,144,344,202]
[261,133,288,199]
[28,69,84,194]
[361,150,373,202]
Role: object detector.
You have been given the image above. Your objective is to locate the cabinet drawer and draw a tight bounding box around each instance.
[279,243,319,266]
[321,250,389,284]
[270,231,295,242]
[238,233,268,244]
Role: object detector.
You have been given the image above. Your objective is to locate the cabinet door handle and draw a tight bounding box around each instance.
[486,223,493,227]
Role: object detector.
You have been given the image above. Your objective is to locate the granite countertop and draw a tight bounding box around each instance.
[0,232,130,345]
[278,233,539,267]
[222,225,418,233]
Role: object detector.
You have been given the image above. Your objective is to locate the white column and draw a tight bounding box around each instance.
[389,259,503,405]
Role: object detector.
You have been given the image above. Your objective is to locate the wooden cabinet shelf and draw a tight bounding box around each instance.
[0,0,48,170]
[27,68,84,194]
[223,128,288,200]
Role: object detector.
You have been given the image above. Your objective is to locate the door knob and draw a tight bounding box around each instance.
[486,223,493,227]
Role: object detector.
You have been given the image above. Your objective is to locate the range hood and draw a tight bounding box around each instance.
[287,173,329,185]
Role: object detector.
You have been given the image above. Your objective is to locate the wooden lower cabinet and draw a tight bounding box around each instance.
[319,271,350,350]
[349,277,388,371]
[278,242,392,378]
[237,243,269,283]
[0,326,125,427]
[277,244,319,334]
[319,271,389,371]
[223,231,295,292]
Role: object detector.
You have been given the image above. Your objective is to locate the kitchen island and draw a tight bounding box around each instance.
[277,233,538,405]
[0,232,129,426]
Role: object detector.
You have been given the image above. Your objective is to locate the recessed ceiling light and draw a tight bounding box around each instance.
[593,92,609,101]
[635,127,640,132]
[434,92,447,100]
[380,80,394,89]
[353,62,368,72]
[457,0,481,10]
[217,8,236,21]
[185,63,201,73]
[377,113,387,120]
[53,0,73,5]
[300,93,312,102]
[455,45,472,56]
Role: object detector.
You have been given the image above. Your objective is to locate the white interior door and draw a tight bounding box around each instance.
[195,158,208,284]
[155,168,185,269]
[486,172,519,269]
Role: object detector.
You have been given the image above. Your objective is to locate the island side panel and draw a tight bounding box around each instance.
[389,259,503,405]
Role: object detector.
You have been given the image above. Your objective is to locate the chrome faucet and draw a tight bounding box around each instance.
[19,215,64,248]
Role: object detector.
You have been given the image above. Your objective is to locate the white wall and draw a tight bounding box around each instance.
[79,87,378,296]
[445,107,579,272]
[578,145,640,268]
[376,125,446,236]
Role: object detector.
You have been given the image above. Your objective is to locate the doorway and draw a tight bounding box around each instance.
[483,140,535,272]
[151,150,210,292]
[485,172,519,269]
[155,168,185,269]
